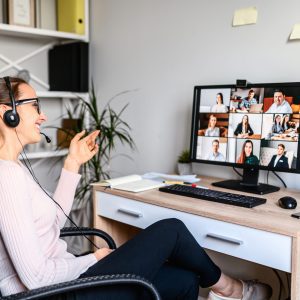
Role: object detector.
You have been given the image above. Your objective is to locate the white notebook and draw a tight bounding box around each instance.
[96,175,165,193]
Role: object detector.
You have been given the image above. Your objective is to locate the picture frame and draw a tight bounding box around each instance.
[8,0,35,27]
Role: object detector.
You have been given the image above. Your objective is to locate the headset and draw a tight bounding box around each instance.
[3,76,20,128]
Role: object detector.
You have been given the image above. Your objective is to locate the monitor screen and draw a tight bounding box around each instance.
[190,83,300,173]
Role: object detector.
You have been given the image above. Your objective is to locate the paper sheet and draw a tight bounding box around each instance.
[142,172,200,183]
[290,24,300,40]
[233,7,257,27]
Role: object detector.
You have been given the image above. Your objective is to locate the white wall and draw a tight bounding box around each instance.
[90,2,300,297]
[90,0,300,189]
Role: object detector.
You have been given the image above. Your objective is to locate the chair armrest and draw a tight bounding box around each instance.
[1,274,160,300]
[60,227,116,249]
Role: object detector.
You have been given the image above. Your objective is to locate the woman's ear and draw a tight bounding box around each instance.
[0,104,8,119]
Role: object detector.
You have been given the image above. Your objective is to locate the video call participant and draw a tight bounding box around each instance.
[205,115,220,137]
[271,115,284,135]
[268,144,289,168]
[211,93,228,113]
[206,139,225,161]
[234,115,254,138]
[236,140,259,165]
[282,114,292,132]
[239,89,257,111]
[265,89,293,114]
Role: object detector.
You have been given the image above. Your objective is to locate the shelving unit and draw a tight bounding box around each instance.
[0,23,88,41]
[0,0,90,191]
[0,0,89,41]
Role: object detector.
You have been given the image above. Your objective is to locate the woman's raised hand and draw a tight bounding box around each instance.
[64,130,100,173]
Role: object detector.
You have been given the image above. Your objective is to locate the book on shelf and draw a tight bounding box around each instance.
[1,0,8,24]
[0,0,3,23]
[57,0,85,34]
[35,0,56,30]
[94,175,165,193]
[7,0,35,27]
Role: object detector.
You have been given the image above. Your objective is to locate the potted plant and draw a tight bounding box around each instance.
[177,149,192,175]
[53,83,136,253]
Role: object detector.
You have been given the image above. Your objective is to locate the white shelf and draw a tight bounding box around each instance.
[37,91,88,99]
[0,23,88,41]
[20,149,68,160]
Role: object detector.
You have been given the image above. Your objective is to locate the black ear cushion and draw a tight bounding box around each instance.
[4,110,20,128]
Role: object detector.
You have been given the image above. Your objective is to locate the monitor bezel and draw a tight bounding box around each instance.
[190,82,300,174]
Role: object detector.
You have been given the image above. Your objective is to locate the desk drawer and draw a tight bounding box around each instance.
[96,192,292,272]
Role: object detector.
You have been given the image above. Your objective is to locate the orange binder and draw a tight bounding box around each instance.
[57,0,85,34]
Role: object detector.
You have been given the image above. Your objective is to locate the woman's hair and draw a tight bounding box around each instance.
[237,140,253,164]
[239,114,249,132]
[0,77,26,104]
[208,114,217,128]
[216,93,223,104]
[282,114,290,128]
[274,114,281,124]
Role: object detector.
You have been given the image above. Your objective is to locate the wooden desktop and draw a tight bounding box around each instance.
[93,176,300,299]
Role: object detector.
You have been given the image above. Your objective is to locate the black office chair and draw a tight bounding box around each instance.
[0,227,161,300]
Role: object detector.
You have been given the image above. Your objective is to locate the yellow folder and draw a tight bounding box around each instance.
[57,0,85,35]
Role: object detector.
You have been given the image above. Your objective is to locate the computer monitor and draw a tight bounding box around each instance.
[190,82,300,195]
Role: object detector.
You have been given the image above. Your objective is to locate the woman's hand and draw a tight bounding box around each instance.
[64,130,100,173]
[93,247,114,261]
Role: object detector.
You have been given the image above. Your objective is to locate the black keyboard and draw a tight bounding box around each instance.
[159,185,266,208]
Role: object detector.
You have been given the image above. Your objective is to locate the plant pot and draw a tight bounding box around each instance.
[177,163,192,175]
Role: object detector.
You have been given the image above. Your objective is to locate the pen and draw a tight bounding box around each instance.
[163,181,191,185]
[163,181,209,189]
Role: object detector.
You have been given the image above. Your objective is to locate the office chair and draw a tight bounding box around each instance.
[0,227,161,300]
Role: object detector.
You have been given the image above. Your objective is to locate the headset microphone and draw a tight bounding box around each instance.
[40,132,51,143]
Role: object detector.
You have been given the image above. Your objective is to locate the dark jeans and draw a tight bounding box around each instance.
[70,218,221,300]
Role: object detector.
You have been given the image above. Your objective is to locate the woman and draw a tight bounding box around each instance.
[205,114,220,137]
[271,114,284,134]
[282,114,292,132]
[211,93,228,113]
[236,140,259,165]
[234,115,254,138]
[0,77,271,300]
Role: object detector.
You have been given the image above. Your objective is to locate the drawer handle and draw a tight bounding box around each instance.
[206,233,243,245]
[117,208,143,218]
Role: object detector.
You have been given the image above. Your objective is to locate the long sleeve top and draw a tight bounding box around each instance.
[234,123,254,136]
[205,127,220,137]
[0,160,97,296]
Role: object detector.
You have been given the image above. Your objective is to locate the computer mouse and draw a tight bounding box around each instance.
[278,196,297,209]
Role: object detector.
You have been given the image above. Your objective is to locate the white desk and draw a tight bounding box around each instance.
[93,176,300,299]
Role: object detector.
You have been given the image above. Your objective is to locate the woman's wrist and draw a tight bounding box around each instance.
[64,155,81,173]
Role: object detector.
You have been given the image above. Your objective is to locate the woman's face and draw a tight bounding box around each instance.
[242,116,248,124]
[210,116,217,128]
[13,84,47,145]
[276,115,281,123]
[216,94,222,104]
[284,116,289,122]
[244,142,252,157]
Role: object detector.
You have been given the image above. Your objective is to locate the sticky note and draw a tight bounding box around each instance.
[233,7,258,27]
[290,24,300,40]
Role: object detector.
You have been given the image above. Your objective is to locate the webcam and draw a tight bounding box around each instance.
[236,79,248,88]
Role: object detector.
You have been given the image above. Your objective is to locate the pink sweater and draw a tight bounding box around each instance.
[0,160,97,296]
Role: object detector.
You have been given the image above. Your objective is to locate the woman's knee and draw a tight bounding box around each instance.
[156,218,185,229]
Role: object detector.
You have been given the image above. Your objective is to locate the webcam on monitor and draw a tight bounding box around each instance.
[236,79,248,88]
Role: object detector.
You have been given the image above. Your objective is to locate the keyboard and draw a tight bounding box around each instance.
[159,184,266,208]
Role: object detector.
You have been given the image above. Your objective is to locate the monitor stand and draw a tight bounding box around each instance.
[212,167,280,195]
